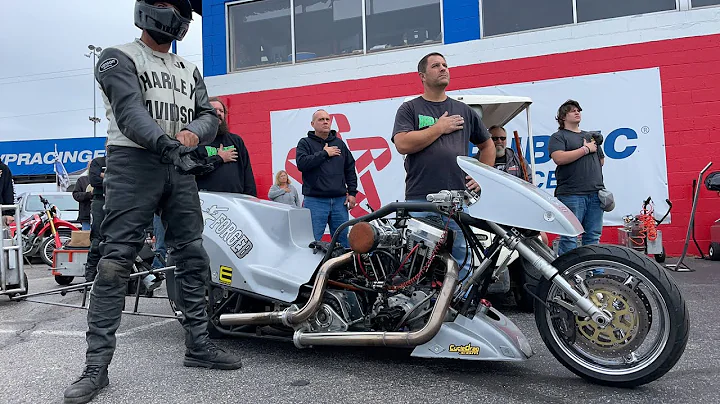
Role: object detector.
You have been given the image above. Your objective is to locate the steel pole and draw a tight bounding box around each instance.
[92,51,96,138]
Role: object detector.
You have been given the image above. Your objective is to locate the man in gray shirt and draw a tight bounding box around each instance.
[548,99,605,255]
[392,52,495,278]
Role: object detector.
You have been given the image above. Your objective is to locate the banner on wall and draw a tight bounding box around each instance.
[270,68,669,226]
[0,137,107,176]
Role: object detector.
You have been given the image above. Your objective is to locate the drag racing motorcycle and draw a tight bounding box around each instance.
[9,195,78,266]
[176,156,688,388]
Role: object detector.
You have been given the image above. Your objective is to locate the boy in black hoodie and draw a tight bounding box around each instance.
[295,109,357,248]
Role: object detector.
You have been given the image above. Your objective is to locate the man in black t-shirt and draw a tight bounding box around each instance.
[548,99,605,255]
[392,52,495,278]
[392,53,494,199]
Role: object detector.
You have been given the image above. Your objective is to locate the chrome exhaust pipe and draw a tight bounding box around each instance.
[219,252,354,327]
[293,254,458,348]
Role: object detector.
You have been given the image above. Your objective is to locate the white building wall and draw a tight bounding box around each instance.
[206,6,720,95]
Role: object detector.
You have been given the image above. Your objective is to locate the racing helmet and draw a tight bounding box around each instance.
[134,0,193,44]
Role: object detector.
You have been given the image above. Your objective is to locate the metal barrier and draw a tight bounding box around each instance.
[1,203,27,296]
[5,208,178,319]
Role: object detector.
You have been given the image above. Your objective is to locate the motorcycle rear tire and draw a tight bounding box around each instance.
[534,244,689,387]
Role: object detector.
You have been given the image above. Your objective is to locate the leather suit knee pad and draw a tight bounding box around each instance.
[96,259,131,284]
[171,239,210,271]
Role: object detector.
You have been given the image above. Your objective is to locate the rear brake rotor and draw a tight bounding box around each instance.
[574,277,650,357]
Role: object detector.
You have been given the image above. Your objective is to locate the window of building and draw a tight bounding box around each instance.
[228,0,292,70]
[692,0,720,7]
[482,0,573,37]
[365,0,442,52]
[228,0,443,70]
[576,0,677,23]
[294,0,363,62]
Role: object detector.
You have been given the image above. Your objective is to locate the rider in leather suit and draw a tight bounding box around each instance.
[64,2,242,403]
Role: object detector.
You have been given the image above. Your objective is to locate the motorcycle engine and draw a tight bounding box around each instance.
[348,217,452,257]
[340,215,452,333]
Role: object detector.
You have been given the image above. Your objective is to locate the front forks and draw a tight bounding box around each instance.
[486,222,613,328]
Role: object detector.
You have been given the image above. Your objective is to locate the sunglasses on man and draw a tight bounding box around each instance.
[491,136,507,141]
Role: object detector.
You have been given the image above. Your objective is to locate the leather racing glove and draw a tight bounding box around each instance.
[155,135,214,176]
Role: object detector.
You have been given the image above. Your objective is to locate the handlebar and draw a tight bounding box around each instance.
[39,195,50,206]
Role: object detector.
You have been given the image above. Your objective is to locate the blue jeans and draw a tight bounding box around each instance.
[407,200,471,282]
[152,214,167,269]
[303,196,349,248]
[557,193,604,256]
[81,221,91,231]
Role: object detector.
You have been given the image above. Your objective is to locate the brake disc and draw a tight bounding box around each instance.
[574,277,650,357]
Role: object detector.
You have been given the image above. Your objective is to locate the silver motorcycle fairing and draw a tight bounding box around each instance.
[199,192,322,303]
[457,156,583,236]
[411,307,534,361]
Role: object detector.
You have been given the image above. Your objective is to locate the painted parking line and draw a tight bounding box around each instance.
[117,319,176,336]
[0,318,176,338]
[0,329,85,337]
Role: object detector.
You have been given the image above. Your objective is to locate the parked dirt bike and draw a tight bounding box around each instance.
[168,156,688,387]
[9,195,78,266]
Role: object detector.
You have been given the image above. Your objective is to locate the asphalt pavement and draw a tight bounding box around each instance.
[0,255,717,404]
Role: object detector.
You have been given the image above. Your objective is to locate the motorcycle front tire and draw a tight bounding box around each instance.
[534,244,689,387]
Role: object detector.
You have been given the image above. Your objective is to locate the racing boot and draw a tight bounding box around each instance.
[63,364,109,404]
[172,266,242,370]
[184,340,243,370]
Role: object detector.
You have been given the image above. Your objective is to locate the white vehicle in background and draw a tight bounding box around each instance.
[17,192,80,225]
